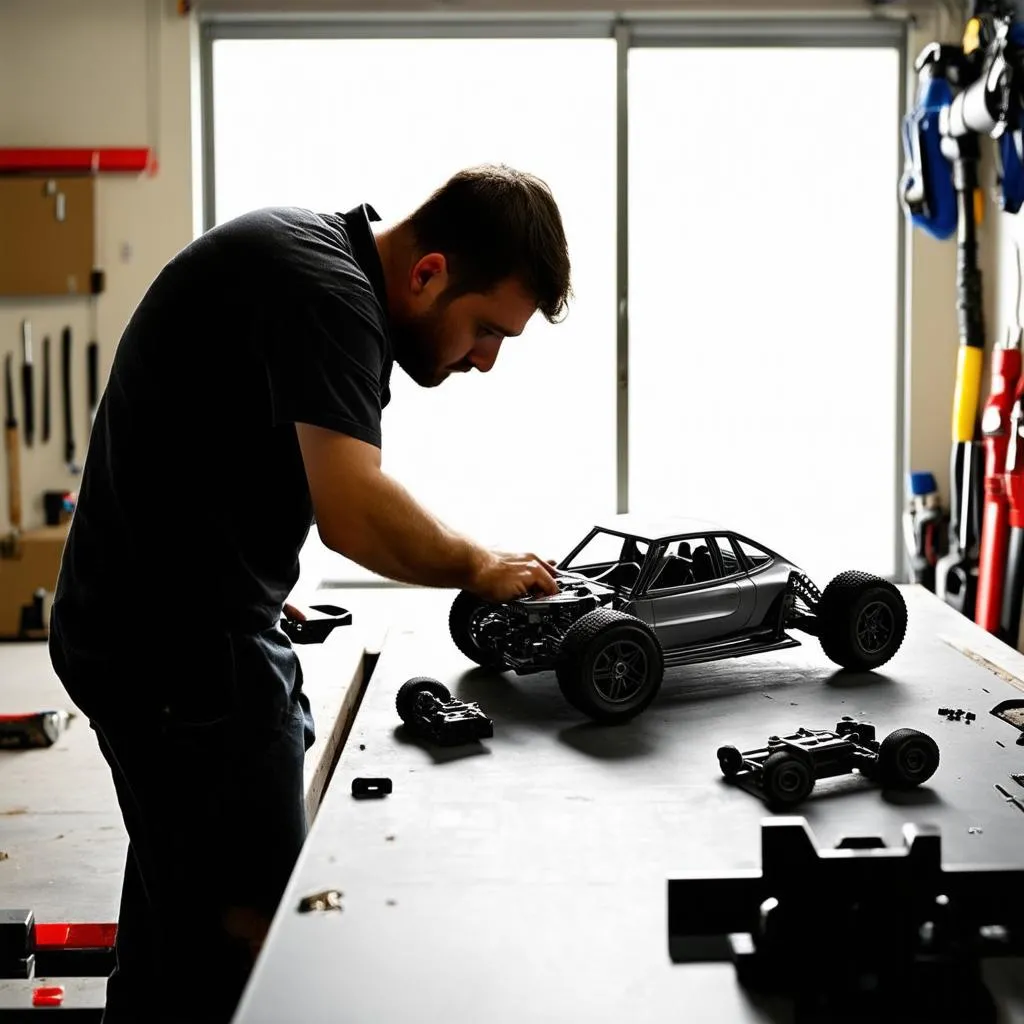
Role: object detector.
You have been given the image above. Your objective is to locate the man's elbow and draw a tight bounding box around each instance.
[313,509,374,565]
[315,515,353,560]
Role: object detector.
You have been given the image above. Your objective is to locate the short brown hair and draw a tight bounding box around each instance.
[406,164,571,323]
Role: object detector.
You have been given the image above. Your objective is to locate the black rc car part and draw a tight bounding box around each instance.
[667,817,1024,1023]
[351,777,392,799]
[395,677,493,746]
[716,717,940,809]
[280,603,352,644]
[939,707,976,723]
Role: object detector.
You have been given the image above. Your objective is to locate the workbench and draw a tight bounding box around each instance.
[231,585,1024,1023]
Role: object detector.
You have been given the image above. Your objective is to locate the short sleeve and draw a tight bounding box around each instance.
[264,286,388,448]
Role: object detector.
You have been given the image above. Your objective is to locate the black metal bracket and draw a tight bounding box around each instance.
[280,603,352,645]
[667,817,1024,1023]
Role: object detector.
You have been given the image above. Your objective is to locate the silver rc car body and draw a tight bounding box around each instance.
[449,515,907,723]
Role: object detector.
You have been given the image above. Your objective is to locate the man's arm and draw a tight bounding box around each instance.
[296,423,559,601]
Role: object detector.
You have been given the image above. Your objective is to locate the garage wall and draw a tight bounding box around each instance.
[0,0,980,557]
[0,0,197,534]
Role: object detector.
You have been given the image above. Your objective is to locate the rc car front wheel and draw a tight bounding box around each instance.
[449,591,508,670]
[717,745,744,777]
[876,727,940,788]
[556,609,664,724]
[817,571,907,671]
[396,677,450,725]
[761,752,815,808]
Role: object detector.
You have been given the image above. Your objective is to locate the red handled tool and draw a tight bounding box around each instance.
[1000,372,1024,646]
[976,318,1022,634]
[0,711,70,749]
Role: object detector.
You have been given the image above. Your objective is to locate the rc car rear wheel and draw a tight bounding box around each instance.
[876,727,940,788]
[449,591,508,671]
[717,745,744,777]
[817,571,907,671]
[556,609,664,724]
[396,677,450,725]
[761,752,815,807]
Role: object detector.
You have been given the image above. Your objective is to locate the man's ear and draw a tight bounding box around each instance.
[410,252,448,296]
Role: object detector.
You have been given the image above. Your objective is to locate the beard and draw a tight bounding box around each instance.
[391,303,452,388]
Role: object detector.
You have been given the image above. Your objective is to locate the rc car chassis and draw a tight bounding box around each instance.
[395,677,493,746]
[716,717,940,808]
[449,515,909,723]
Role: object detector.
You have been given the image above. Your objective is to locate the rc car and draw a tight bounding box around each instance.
[715,716,940,808]
[395,676,494,746]
[448,515,909,723]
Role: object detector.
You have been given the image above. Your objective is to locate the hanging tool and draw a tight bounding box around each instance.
[86,341,99,433]
[903,41,989,619]
[899,9,1024,621]
[61,327,80,475]
[1001,373,1024,645]
[4,353,22,531]
[42,335,51,444]
[935,125,986,618]
[976,242,1023,636]
[21,320,33,449]
[902,471,948,591]
[87,271,103,435]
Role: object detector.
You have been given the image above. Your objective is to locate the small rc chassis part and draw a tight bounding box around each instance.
[716,717,940,808]
[449,514,909,723]
[395,677,493,746]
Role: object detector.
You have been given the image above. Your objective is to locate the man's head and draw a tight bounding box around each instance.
[376,164,571,387]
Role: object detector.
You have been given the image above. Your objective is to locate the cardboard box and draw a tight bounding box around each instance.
[0,525,68,640]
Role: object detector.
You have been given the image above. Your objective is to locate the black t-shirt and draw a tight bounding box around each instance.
[51,204,393,653]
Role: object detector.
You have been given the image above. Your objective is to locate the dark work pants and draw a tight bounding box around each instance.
[49,621,316,1024]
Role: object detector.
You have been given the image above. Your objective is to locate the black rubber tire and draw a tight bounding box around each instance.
[761,752,815,807]
[817,570,907,671]
[875,727,940,788]
[717,745,744,777]
[555,608,664,724]
[395,677,450,725]
[448,590,507,670]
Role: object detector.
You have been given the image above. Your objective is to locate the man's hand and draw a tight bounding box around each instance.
[466,551,560,602]
[282,602,307,622]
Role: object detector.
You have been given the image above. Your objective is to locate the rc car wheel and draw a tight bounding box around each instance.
[761,752,815,807]
[449,591,508,670]
[816,571,907,671]
[717,745,744,777]
[556,609,664,724]
[396,677,450,725]
[875,727,940,788]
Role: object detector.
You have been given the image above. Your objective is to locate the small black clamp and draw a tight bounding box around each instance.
[351,777,392,799]
[281,604,352,645]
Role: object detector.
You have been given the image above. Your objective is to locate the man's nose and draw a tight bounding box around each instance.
[469,337,502,372]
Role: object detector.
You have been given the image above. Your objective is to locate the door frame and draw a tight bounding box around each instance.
[198,11,910,581]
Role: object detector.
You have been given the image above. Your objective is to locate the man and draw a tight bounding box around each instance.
[48,164,571,1023]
